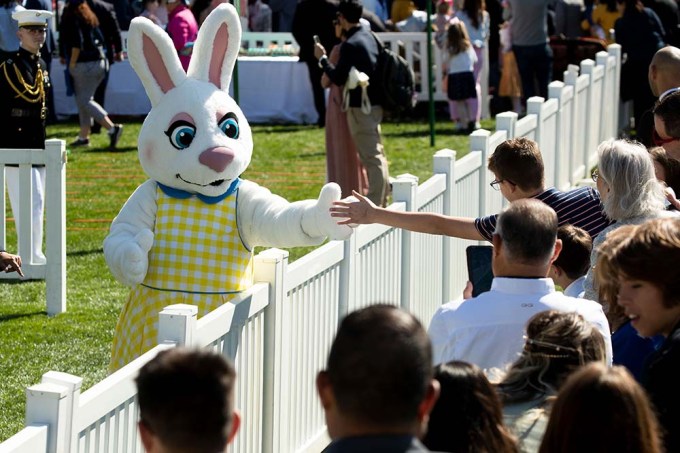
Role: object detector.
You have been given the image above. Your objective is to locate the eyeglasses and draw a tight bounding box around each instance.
[591,168,599,182]
[652,128,680,147]
[490,179,513,190]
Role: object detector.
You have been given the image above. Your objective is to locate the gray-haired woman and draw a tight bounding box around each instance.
[583,139,675,301]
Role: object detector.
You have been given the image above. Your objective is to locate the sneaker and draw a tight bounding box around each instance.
[453,121,465,132]
[109,124,123,149]
[70,137,90,147]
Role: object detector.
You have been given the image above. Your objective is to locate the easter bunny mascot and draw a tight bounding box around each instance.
[104,4,352,371]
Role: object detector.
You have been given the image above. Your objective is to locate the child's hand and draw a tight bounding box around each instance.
[330,191,378,225]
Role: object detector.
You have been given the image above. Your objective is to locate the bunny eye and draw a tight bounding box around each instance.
[218,113,239,139]
[165,120,196,150]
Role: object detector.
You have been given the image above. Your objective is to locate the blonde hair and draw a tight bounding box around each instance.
[498,311,606,404]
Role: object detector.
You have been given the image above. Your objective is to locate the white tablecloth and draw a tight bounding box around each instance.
[51,56,318,124]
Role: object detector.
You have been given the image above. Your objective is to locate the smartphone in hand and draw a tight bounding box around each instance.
[313,35,321,44]
[466,245,493,298]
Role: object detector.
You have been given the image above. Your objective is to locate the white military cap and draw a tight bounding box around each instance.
[12,9,54,28]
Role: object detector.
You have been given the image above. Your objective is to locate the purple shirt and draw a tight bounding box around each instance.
[167,4,198,71]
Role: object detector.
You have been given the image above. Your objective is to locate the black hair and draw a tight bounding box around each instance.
[136,348,237,453]
[326,304,433,427]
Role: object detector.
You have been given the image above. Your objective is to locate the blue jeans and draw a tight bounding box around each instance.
[513,43,553,101]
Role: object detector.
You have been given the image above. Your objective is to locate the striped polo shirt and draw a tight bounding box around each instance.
[474,187,613,241]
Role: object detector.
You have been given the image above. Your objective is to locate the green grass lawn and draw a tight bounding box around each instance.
[0,113,488,441]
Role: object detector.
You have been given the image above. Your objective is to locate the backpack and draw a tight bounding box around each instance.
[372,33,416,112]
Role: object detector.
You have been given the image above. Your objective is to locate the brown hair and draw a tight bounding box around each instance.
[594,225,637,330]
[554,225,592,280]
[488,138,545,192]
[498,311,606,404]
[649,146,680,195]
[446,20,471,55]
[424,361,518,453]
[462,0,486,29]
[610,218,680,308]
[539,363,662,453]
[653,90,680,138]
[73,0,100,28]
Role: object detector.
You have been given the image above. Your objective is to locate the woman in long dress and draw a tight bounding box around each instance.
[321,19,368,199]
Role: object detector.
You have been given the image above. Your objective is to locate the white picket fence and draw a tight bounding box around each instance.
[0,139,67,315]
[0,44,621,453]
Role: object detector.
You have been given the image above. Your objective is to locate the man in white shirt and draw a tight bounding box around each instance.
[428,199,612,371]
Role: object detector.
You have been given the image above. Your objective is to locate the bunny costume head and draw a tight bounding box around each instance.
[127,4,250,198]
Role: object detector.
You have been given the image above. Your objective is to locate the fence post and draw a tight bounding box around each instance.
[548,81,568,190]
[495,111,517,139]
[469,129,491,218]
[158,304,198,346]
[580,59,597,170]
[44,139,67,316]
[255,248,288,453]
[433,150,456,303]
[392,174,418,313]
[564,65,588,182]
[40,371,82,453]
[607,44,622,135]
[25,382,70,453]
[339,230,357,321]
[596,51,614,141]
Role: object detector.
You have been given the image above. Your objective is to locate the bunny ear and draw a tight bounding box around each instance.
[187,3,241,90]
[127,16,187,105]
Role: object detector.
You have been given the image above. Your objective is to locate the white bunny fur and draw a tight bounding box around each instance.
[104,4,352,287]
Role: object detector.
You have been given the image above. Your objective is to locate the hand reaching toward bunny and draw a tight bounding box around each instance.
[330,190,381,225]
[302,183,353,241]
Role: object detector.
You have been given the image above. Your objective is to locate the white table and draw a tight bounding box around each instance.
[51,56,318,124]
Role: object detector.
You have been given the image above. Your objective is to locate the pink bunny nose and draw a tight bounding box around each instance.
[199,147,234,172]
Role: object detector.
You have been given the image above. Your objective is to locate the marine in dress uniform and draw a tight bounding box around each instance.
[0,9,53,264]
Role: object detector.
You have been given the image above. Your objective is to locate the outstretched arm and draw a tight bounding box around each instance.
[238,181,352,249]
[330,191,484,241]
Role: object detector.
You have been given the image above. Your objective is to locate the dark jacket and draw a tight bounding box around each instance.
[91,0,123,62]
[642,320,680,453]
[320,25,383,107]
[323,435,432,452]
[0,47,48,149]
[291,0,338,63]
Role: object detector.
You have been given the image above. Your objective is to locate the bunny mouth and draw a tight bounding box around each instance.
[176,174,228,187]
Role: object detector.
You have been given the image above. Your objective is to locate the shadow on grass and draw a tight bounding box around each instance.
[0,311,47,322]
[85,146,137,153]
[382,128,463,138]
[67,248,104,257]
[252,124,317,133]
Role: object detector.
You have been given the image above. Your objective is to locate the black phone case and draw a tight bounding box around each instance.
[466,245,494,298]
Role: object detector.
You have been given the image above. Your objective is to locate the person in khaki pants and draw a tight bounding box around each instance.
[315,0,390,206]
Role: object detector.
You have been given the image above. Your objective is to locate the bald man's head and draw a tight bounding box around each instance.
[649,46,680,97]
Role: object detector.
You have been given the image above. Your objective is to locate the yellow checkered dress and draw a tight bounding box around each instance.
[109,185,253,371]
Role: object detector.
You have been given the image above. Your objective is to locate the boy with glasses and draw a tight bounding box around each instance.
[331,137,612,242]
